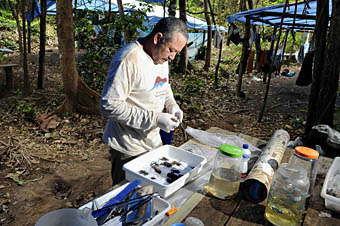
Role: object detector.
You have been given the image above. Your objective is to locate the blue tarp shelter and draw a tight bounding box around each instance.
[45,0,226,32]
[46,0,116,14]
[43,0,226,60]
[228,0,332,30]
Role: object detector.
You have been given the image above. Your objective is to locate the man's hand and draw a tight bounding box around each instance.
[169,105,183,123]
[157,112,180,133]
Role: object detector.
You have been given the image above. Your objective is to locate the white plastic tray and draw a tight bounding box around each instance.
[123,145,207,197]
[321,157,340,213]
[79,182,171,226]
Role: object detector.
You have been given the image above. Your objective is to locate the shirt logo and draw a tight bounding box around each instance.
[150,76,167,91]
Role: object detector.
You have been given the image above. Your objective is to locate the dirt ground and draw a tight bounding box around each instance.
[0,50,310,225]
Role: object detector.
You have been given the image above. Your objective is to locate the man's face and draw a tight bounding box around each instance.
[152,32,187,65]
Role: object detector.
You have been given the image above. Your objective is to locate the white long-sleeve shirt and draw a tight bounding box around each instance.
[100,41,178,156]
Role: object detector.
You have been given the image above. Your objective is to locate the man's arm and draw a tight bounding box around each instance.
[100,60,157,131]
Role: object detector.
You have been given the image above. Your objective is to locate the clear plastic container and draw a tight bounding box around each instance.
[265,163,309,226]
[204,144,243,199]
[288,146,319,195]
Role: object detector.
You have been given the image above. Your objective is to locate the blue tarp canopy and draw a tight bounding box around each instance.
[43,0,223,60]
[45,0,226,32]
[46,0,117,14]
[228,0,332,30]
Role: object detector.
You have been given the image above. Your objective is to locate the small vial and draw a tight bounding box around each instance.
[241,144,251,179]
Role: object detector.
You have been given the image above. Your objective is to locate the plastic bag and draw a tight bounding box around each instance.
[312,124,340,149]
[185,126,261,157]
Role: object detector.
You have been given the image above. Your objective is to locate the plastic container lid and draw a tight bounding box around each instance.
[219,144,243,158]
[294,146,319,159]
[243,144,249,149]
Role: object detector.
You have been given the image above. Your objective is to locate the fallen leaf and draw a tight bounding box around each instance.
[36,113,61,132]
[5,173,27,186]
[285,125,293,129]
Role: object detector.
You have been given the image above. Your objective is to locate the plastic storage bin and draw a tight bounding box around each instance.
[123,145,207,197]
[321,157,340,213]
[79,183,171,226]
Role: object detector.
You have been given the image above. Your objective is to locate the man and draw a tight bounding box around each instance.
[100,17,188,185]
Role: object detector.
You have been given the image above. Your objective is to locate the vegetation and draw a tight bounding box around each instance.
[74,5,151,92]
[0,9,19,50]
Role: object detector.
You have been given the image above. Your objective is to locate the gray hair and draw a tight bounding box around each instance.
[150,17,188,43]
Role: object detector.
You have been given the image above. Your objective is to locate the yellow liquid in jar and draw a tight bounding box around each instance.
[265,196,304,226]
[204,168,240,199]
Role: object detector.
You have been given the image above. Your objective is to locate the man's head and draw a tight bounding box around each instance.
[145,17,188,65]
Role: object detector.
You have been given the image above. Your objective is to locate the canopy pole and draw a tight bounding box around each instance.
[206,0,223,87]
[288,31,295,64]
[236,16,251,97]
[282,29,289,57]
[258,0,289,123]
[278,29,289,70]
[288,0,299,65]
[215,36,223,88]
[263,26,277,84]
[163,0,166,17]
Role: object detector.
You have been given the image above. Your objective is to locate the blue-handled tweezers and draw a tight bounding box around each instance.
[93,179,141,224]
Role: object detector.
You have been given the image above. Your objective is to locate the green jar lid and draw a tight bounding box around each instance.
[219,144,243,158]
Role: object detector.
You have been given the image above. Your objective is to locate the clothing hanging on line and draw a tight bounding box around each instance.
[246,51,256,73]
[296,51,314,86]
[295,32,313,64]
[227,23,242,46]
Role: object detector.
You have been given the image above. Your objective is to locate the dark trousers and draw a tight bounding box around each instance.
[109,148,138,186]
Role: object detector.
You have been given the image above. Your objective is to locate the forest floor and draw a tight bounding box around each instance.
[0,48,310,225]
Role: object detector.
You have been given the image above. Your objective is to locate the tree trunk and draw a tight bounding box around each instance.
[236,0,252,96]
[8,0,23,61]
[203,0,212,71]
[247,0,253,10]
[316,0,340,125]
[254,26,261,71]
[206,0,221,87]
[27,0,35,53]
[108,0,112,22]
[116,0,130,44]
[240,0,247,11]
[236,17,250,97]
[179,0,188,74]
[305,0,329,134]
[38,0,47,89]
[305,0,337,134]
[28,22,31,53]
[168,0,177,17]
[22,1,30,93]
[56,0,100,115]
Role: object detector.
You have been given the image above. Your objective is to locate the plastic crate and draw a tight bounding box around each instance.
[321,157,340,213]
[79,183,171,226]
[123,145,207,197]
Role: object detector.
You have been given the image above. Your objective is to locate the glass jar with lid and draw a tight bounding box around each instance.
[204,144,243,199]
[265,163,309,226]
[288,146,319,195]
